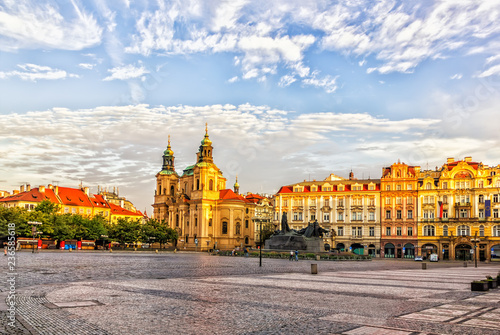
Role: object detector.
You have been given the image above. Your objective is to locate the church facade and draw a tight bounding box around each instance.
[152,128,258,251]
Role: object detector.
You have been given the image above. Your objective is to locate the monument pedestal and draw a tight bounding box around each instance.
[265,235,325,252]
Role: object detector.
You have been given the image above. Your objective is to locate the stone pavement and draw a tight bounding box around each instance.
[2,251,500,334]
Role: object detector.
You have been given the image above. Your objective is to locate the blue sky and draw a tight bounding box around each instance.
[1,0,500,212]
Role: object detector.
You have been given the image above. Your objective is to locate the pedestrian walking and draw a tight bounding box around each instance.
[244,247,248,257]
[289,250,293,261]
[294,250,299,261]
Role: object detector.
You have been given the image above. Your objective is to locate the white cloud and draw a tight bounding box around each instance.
[79,63,95,70]
[302,72,338,94]
[103,64,149,81]
[278,75,296,87]
[450,73,462,80]
[0,0,102,51]
[0,63,79,81]
[228,76,239,83]
[477,64,500,78]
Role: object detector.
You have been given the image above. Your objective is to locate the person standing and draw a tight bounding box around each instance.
[289,250,293,261]
[294,250,299,261]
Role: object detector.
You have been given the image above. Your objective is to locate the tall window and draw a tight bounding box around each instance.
[386,226,391,236]
[443,182,448,189]
[338,226,344,236]
[424,225,435,236]
[369,227,375,236]
[494,225,500,237]
[396,227,402,236]
[479,194,484,203]
[386,210,391,219]
[407,210,413,219]
[385,197,391,205]
[443,210,448,218]
[457,225,469,236]
[338,212,344,221]
[407,197,413,205]
[209,179,214,191]
[460,209,469,218]
[310,214,316,221]
[396,197,402,204]
[426,183,432,190]
[323,213,330,222]
[494,194,499,203]
[338,198,344,207]
[494,209,499,218]
[479,209,484,218]
[245,220,248,228]
[443,225,448,237]
[397,210,402,219]
[369,212,375,221]
[479,225,485,237]
[443,195,448,204]
[408,227,413,236]
[222,221,228,234]
[407,184,413,190]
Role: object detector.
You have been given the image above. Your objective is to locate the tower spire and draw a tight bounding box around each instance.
[162,135,175,171]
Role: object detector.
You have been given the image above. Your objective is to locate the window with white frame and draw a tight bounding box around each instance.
[494,209,499,218]
[457,225,469,236]
[386,226,391,236]
[443,210,448,218]
[369,211,375,221]
[397,210,402,219]
[408,226,413,236]
[479,225,485,237]
[310,214,316,221]
[396,184,401,191]
[494,194,499,203]
[324,199,329,207]
[369,226,375,236]
[338,226,344,236]
[338,198,344,207]
[407,196,413,204]
[443,182,448,189]
[338,212,344,221]
[369,198,375,206]
[443,225,448,236]
[396,197,402,204]
[426,183,432,190]
[479,209,484,218]
[396,227,402,235]
[323,213,330,222]
[407,184,413,190]
[385,197,391,205]
[494,225,500,237]
[386,210,391,219]
[423,225,435,236]
[460,209,469,218]
[408,210,413,219]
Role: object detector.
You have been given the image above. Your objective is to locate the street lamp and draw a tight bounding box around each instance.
[471,232,480,268]
[28,221,42,253]
[253,206,270,267]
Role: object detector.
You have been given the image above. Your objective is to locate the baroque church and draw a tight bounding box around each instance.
[152,126,258,251]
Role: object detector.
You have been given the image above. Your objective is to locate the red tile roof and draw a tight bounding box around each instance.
[219,189,248,202]
[57,187,93,207]
[0,187,59,203]
[108,203,143,217]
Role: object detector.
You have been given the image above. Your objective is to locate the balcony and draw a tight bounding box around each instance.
[455,202,471,207]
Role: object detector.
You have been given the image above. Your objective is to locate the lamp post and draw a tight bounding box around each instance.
[28,221,42,253]
[253,206,270,267]
[471,232,480,268]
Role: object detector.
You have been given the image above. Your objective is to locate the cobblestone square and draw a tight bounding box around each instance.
[2,251,500,334]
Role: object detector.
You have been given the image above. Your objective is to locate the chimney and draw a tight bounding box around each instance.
[120,200,124,208]
[48,184,53,189]
[39,185,45,193]
[84,187,90,196]
[464,156,472,162]
[447,157,454,163]
[20,185,24,192]
[26,184,31,191]
[55,186,59,195]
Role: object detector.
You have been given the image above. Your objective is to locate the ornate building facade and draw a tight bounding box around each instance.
[416,157,500,261]
[380,162,419,258]
[152,129,257,251]
[275,173,381,256]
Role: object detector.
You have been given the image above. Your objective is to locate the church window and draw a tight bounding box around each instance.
[208,219,212,227]
[236,224,241,235]
[196,179,200,190]
[245,220,249,228]
[426,183,432,190]
[244,237,249,244]
[222,221,228,234]
[195,218,198,226]
[209,179,214,191]
[170,186,175,196]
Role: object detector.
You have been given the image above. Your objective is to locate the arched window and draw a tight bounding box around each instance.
[443,225,448,237]
[424,225,435,236]
[170,185,175,196]
[479,195,484,203]
[426,183,432,190]
[222,221,228,234]
[479,225,485,237]
[457,225,469,236]
[209,179,214,191]
[196,179,200,190]
[244,237,249,244]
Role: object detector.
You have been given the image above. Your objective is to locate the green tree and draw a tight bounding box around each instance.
[109,218,141,247]
[142,219,178,249]
[34,199,60,215]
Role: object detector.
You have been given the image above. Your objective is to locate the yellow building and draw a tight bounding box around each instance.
[152,128,256,251]
[417,157,500,261]
[275,172,381,256]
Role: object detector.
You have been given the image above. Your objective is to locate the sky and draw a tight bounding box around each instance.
[1,0,500,213]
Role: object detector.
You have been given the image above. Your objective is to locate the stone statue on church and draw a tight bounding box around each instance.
[297,220,328,238]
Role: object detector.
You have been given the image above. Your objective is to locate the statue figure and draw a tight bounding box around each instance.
[297,220,328,238]
[280,212,290,234]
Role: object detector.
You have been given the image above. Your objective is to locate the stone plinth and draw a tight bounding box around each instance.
[265,235,325,252]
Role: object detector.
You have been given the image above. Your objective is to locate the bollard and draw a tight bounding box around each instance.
[155,250,158,254]
[422,263,426,270]
[134,247,137,251]
[311,264,318,274]
[463,262,467,267]
[110,248,112,253]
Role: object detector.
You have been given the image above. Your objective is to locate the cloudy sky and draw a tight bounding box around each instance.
[1,0,500,213]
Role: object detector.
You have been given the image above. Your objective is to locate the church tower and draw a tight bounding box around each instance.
[153,135,180,222]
